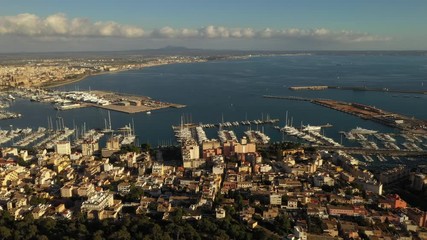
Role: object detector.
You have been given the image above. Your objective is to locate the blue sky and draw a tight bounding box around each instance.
[0,0,426,52]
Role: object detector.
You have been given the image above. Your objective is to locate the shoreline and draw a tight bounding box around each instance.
[40,60,208,89]
[41,68,138,89]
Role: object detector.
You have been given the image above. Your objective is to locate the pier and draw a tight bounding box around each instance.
[288,85,427,95]
[172,118,280,131]
[11,88,185,114]
[264,95,427,134]
[262,95,313,101]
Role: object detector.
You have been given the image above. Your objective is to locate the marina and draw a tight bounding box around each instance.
[7,88,186,115]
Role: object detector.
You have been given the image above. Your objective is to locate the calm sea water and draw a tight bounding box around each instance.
[2,54,427,149]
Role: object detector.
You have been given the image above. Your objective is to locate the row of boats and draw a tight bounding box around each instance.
[174,125,272,145]
[280,125,341,147]
[195,127,208,145]
[0,128,33,145]
[1,122,138,150]
[11,88,111,106]
[198,118,280,128]
[33,128,75,149]
[244,130,270,144]
[0,110,21,120]
[342,127,426,152]
[218,130,237,143]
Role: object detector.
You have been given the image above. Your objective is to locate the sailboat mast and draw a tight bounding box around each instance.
[108,111,112,130]
[285,111,288,127]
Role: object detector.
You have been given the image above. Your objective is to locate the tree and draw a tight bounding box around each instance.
[36,235,49,240]
[0,226,12,239]
[197,218,217,234]
[123,185,144,202]
[108,227,131,240]
[214,230,230,240]
[38,218,56,235]
[141,143,151,152]
[29,196,46,205]
[276,214,291,234]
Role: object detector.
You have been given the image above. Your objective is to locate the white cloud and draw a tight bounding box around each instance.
[0,13,144,38]
[0,13,390,43]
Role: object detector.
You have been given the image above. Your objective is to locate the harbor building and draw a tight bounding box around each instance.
[101,136,121,158]
[55,141,71,155]
[82,141,99,156]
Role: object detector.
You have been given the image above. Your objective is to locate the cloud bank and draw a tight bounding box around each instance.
[0,13,390,43]
[0,13,144,38]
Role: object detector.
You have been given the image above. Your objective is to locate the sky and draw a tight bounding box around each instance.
[0,0,426,52]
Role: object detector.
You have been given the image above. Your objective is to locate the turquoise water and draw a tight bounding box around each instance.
[2,54,427,147]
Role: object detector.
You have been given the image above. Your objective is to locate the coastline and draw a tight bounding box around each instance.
[41,68,134,89]
[40,60,208,89]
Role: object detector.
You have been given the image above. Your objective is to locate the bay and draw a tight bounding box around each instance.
[2,54,427,148]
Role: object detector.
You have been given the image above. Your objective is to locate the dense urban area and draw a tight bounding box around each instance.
[0,55,208,89]
[0,55,427,240]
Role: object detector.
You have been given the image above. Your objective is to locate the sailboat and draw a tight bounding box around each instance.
[119,123,136,145]
[101,111,114,133]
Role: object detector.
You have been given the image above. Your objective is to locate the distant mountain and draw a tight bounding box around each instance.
[1,47,427,60]
[127,46,262,56]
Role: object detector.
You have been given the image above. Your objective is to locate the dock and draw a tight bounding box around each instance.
[83,90,186,114]
[287,85,427,95]
[264,95,427,134]
[85,102,185,114]
[16,88,186,114]
[172,118,280,131]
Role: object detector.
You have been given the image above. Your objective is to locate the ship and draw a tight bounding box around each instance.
[8,94,15,101]
[350,127,377,135]
[301,124,321,132]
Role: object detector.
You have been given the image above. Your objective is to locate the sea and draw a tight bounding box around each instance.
[2,53,427,166]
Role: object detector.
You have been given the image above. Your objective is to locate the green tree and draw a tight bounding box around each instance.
[141,143,151,152]
[123,185,144,202]
[0,226,12,239]
[38,218,56,234]
[108,227,131,240]
[92,230,104,240]
[276,214,291,234]
[36,235,49,240]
